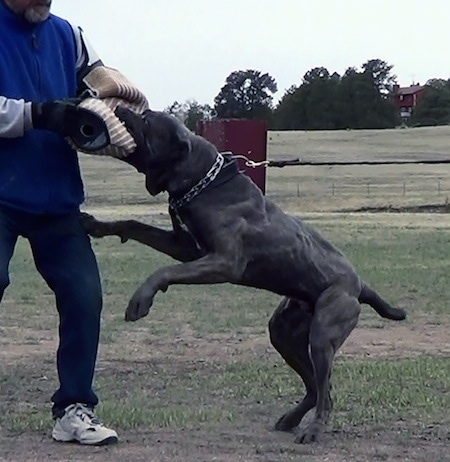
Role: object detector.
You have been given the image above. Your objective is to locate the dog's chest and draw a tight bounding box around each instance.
[172,208,215,253]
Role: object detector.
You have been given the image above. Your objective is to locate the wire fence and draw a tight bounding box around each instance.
[82,179,450,207]
[265,176,450,203]
[321,180,448,197]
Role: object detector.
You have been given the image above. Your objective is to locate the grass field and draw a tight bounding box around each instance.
[0,126,449,461]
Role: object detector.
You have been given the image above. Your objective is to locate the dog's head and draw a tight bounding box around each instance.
[115,107,192,196]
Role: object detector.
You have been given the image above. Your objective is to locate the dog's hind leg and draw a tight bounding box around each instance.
[269,297,317,432]
[295,286,361,444]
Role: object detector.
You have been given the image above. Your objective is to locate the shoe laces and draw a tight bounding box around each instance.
[71,403,102,426]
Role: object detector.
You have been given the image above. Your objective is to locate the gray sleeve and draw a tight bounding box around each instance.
[0,96,33,138]
[69,23,102,79]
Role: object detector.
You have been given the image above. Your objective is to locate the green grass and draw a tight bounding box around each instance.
[2,354,448,435]
[95,356,450,434]
[3,216,448,331]
[2,215,448,345]
[85,221,450,332]
[332,357,450,429]
[319,225,450,318]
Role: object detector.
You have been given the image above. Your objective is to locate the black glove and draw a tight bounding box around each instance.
[31,100,110,151]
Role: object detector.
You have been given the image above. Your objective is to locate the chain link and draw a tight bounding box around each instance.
[169,153,225,211]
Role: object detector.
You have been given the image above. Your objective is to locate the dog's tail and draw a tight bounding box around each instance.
[358,283,406,320]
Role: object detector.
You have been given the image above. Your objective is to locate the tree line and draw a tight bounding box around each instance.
[164,58,450,131]
[409,79,450,127]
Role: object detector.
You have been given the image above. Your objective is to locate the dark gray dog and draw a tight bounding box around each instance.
[82,108,406,444]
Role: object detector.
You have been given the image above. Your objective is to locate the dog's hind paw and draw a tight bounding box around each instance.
[294,423,324,444]
[274,414,297,432]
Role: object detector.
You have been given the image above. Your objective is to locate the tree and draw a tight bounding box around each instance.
[273,68,340,130]
[272,85,303,130]
[426,78,449,90]
[214,69,277,122]
[298,67,341,130]
[362,58,397,96]
[409,79,450,126]
[164,99,214,132]
[273,60,400,130]
[302,66,331,84]
[338,67,398,129]
[165,101,184,120]
[184,101,214,132]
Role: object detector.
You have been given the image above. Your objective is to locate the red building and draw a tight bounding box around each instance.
[392,84,425,121]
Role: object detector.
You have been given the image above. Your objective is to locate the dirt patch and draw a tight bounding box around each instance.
[340,323,450,358]
[0,326,57,365]
[0,424,448,462]
[1,321,448,368]
[96,322,450,365]
[342,203,450,214]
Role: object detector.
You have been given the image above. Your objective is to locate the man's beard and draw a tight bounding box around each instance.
[23,2,52,23]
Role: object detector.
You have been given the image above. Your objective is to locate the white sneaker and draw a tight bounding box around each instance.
[52,403,118,445]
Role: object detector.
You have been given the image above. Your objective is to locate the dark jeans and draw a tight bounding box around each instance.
[0,205,102,417]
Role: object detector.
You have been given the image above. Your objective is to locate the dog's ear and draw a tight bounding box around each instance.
[176,135,191,161]
[172,121,192,161]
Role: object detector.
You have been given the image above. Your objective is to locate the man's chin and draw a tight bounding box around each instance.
[24,6,51,23]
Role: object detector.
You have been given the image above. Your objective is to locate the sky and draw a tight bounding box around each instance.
[53,0,450,111]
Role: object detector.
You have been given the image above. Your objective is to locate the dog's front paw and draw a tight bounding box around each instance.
[125,284,156,322]
[80,213,129,243]
[80,212,109,238]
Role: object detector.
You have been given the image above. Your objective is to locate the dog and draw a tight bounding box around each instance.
[81,108,406,444]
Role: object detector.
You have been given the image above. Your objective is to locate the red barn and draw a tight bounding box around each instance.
[392,84,425,121]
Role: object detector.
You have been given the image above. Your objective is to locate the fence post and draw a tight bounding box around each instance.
[196,119,267,194]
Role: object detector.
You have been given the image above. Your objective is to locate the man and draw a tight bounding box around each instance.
[0,0,121,445]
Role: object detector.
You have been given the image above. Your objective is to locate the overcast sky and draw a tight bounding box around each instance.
[53,0,450,111]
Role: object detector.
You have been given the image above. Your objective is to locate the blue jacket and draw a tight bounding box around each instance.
[0,2,83,214]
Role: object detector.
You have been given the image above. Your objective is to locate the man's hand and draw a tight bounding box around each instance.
[31,100,110,151]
